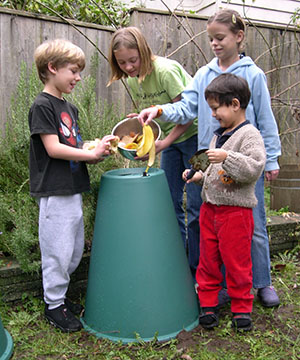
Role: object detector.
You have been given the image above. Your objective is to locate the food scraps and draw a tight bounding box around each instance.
[82,136,120,154]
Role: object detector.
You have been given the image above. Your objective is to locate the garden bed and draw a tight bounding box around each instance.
[0,253,90,303]
[1,214,300,303]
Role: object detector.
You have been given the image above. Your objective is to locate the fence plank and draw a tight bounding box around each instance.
[0,9,131,132]
[0,8,299,164]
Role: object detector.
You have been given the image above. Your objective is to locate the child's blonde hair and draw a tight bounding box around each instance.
[207,9,246,51]
[107,27,155,86]
[34,39,86,84]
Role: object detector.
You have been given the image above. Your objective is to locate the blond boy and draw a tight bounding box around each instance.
[29,39,116,332]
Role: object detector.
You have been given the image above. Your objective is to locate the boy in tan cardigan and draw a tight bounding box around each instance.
[183,73,266,331]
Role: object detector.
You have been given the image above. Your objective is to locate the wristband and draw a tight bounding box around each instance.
[151,105,163,118]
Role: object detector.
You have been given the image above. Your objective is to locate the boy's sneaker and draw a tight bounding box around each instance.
[257,286,280,307]
[199,307,219,329]
[45,304,83,332]
[64,298,84,316]
[232,313,252,332]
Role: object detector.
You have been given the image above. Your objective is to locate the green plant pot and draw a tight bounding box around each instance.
[82,167,199,343]
[0,315,13,360]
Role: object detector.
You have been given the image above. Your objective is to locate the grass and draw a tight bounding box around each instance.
[1,246,300,359]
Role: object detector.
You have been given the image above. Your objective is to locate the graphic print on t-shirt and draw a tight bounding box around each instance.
[59,112,78,146]
[58,111,83,172]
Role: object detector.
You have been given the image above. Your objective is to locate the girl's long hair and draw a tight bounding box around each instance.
[107,27,155,86]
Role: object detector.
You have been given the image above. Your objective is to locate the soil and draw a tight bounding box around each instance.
[174,289,299,357]
[72,288,298,359]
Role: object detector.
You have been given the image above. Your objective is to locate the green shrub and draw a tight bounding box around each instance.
[0,0,133,27]
[0,58,128,272]
[0,193,40,273]
[0,62,41,194]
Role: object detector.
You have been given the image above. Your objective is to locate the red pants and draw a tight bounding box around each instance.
[196,202,254,313]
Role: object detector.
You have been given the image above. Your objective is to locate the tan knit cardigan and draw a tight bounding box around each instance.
[199,124,266,208]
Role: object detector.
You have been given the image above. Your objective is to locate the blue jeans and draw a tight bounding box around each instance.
[160,135,202,278]
[220,173,272,289]
[252,173,272,288]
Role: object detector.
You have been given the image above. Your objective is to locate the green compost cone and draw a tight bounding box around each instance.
[0,314,13,360]
[82,168,199,343]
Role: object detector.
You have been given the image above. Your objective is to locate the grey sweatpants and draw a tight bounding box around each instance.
[38,194,84,308]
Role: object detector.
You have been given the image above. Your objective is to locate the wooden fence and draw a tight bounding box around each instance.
[1,7,299,164]
[0,7,130,131]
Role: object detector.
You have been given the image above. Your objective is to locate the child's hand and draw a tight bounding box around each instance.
[206,149,227,163]
[134,154,149,161]
[134,139,164,160]
[265,169,279,181]
[138,107,159,125]
[93,135,118,159]
[126,113,139,118]
[182,169,203,183]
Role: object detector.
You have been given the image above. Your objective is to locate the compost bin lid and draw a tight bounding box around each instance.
[103,167,162,179]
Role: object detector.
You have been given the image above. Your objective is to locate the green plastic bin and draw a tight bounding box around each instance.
[0,314,13,360]
[82,167,199,343]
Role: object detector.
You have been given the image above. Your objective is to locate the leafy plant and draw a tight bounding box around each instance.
[0,62,41,193]
[0,0,136,27]
[291,7,300,27]
[0,192,40,272]
[264,185,290,217]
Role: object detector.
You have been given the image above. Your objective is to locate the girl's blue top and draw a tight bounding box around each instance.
[159,56,281,171]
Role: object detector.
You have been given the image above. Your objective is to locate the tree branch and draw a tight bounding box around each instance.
[159,0,209,63]
[271,81,300,99]
[35,0,138,109]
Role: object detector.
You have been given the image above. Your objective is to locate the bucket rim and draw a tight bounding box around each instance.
[102,167,163,179]
[80,317,199,344]
[0,329,14,360]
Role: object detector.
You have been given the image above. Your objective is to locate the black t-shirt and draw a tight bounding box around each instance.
[28,92,90,197]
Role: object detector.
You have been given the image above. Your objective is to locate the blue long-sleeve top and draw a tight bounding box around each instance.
[159,56,281,171]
